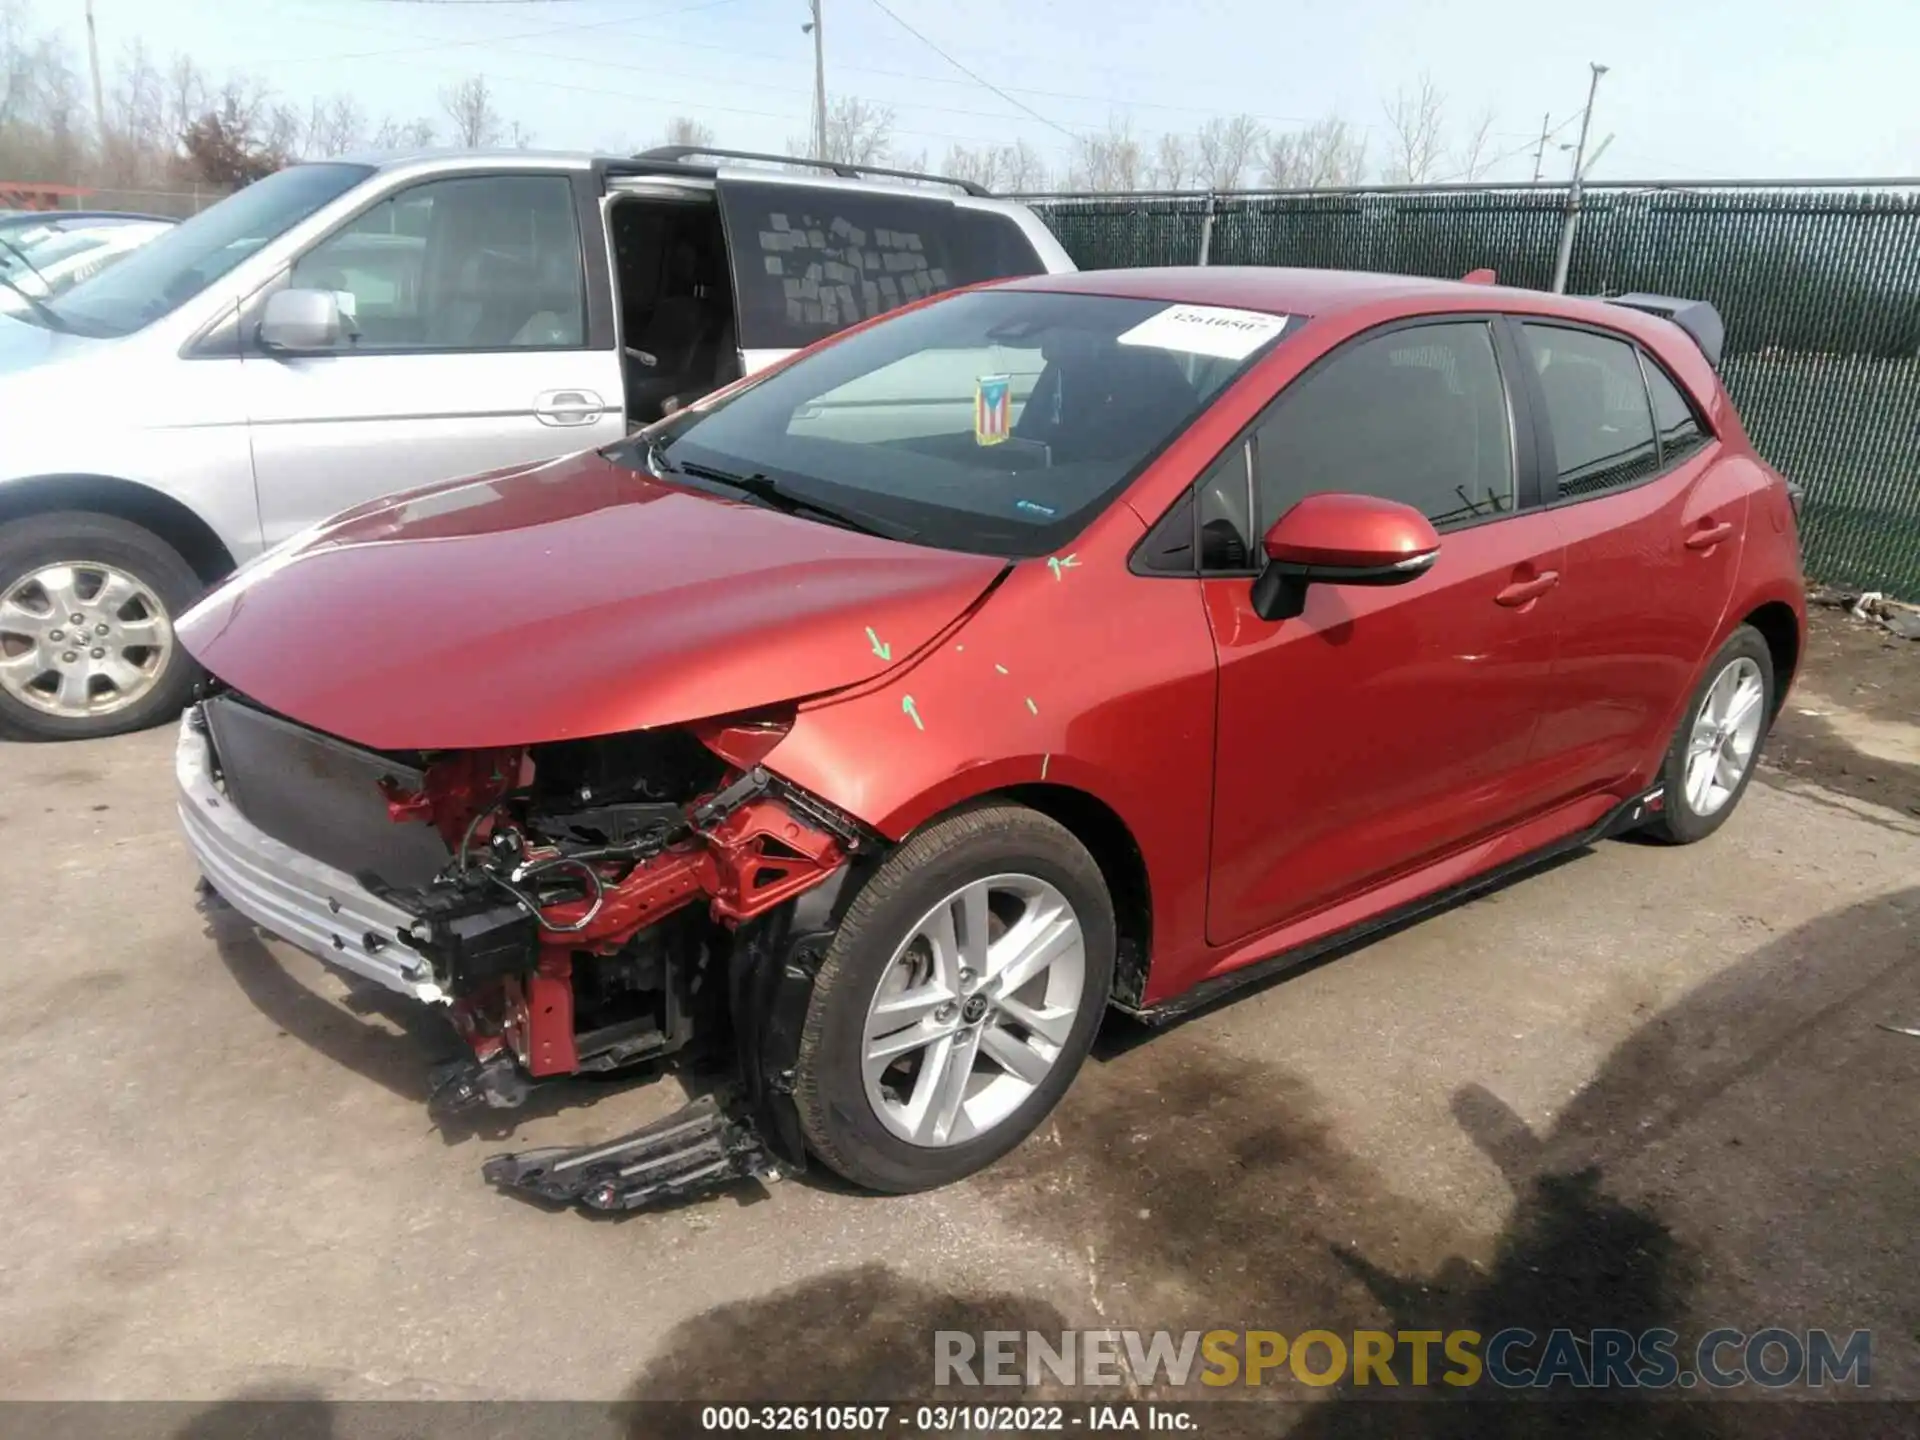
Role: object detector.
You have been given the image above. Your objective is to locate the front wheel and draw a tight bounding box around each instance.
[1650,624,1775,844]
[0,512,204,742]
[793,803,1116,1193]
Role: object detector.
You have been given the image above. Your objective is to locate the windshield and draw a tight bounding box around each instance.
[632,289,1294,557]
[43,163,371,338]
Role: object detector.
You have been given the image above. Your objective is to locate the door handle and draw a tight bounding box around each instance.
[534,389,606,427]
[1495,570,1560,607]
[1685,521,1737,551]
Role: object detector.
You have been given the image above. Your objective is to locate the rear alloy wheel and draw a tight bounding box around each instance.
[0,513,204,742]
[795,803,1115,1193]
[1650,624,1775,844]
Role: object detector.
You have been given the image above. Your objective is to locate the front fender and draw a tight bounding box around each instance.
[760,511,1223,1001]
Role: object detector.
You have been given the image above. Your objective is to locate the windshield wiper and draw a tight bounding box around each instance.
[0,235,51,291]
[0,266,68,333]
[667,456,919,542]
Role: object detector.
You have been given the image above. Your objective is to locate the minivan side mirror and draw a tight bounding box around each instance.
[258,288,344,352]
[1251,492,1441,621]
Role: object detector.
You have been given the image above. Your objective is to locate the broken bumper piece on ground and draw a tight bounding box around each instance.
[481,1093,779,1211]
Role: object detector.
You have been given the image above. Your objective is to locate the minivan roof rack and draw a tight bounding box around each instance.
[1605,292,1726,370]
[632,145,990,198]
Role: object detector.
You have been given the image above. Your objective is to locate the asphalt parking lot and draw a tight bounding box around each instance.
[2,646,1916,1418]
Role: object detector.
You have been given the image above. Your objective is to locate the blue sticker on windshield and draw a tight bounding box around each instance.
[1014,499,1057,518]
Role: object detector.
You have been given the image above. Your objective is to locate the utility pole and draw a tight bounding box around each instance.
[1529,110,1551,183]
[1550,62,1608,294]
[809,0,827,162]
[85,0,109,152]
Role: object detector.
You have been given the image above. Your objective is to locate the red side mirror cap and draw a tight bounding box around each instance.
[1262,492,1442,576]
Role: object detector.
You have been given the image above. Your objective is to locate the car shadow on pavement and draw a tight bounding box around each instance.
[619,886,1920,1433]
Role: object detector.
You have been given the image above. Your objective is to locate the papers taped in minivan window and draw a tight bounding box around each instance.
[1116,303,1294,361]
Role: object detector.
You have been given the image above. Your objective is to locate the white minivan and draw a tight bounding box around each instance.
[0,147,1074,740]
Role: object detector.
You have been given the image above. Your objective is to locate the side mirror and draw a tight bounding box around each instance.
[258,288,344,352]
[1251,492,1441,621]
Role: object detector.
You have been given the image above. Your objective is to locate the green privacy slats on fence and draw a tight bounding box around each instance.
[1030,185,1920,599]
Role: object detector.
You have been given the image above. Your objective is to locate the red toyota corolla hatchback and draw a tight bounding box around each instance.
[174,267,1804,1209]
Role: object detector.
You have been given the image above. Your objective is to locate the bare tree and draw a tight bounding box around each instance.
[372,114,436,150]
[0,0,39,133]
[301,94,364,158]
[999,138,1049,192]
[1263,115,1369,188]
[439,74,502,148]
[1195,114,1264,191]
[1067,116,1144,193]
[660,114,714,150]
[109,42,165,145]
[164,54,205,144]
[0,2,85,181]
[824,95,893,166]
[264,101,303,161]
[940,143,1002,190]
[1382,74,1445,183]
[788,95,893,167]
[1451,107,1496,181]
[1153,131,1193,190]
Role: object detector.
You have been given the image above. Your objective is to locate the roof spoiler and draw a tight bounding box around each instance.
[1605,293,1725,370]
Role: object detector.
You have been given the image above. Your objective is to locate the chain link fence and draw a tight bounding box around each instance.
[1029,183,1920,600]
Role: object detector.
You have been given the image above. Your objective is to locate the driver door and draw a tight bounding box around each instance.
[242,171,624,545]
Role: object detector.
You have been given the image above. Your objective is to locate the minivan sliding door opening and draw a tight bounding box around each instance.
[607,194,740,423]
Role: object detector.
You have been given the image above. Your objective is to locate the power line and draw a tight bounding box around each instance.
[280,0,1333,132]
[272,6,1093,129]
[860,0,1080,140]
[385,49,1062,152]
[274,0,742,63]
[337,1,648,6]
[1433,109,1579,184]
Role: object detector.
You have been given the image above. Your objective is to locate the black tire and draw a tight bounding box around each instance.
[0,511,205,742]
[1648,624,1775,844]
[793,802,1116,1193]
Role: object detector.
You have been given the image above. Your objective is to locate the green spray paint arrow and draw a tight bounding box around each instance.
[901,694,924,730]
[865,626,891,661]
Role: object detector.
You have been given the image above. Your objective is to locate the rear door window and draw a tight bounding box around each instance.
[717,180,1045,351]
[1520,323,1661,498]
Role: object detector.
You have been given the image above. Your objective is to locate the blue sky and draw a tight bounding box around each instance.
[46,0,1920,184]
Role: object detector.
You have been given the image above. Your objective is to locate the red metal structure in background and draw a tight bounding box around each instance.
[0,182,92,211]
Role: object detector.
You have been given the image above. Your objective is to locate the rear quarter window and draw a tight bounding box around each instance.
[718,180,1045,351]
[1640,353,1712,466]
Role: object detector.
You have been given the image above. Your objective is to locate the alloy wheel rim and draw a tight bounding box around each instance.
[0,561,174,720]
[1684,656,1765,817]
[861,872,1086,1148]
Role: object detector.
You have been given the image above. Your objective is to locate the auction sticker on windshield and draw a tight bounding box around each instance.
[1116,304,1294,360]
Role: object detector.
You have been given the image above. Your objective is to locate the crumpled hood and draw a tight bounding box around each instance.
[178,449,1006,751]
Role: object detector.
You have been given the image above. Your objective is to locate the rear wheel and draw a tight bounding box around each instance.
[1649,624,1774,844]
[0,512,203,742]
[793,803,1115,1193]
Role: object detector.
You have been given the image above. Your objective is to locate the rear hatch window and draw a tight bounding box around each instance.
[717,178,1044,351]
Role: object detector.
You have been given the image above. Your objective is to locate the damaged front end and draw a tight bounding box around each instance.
[177,691,875,1211]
